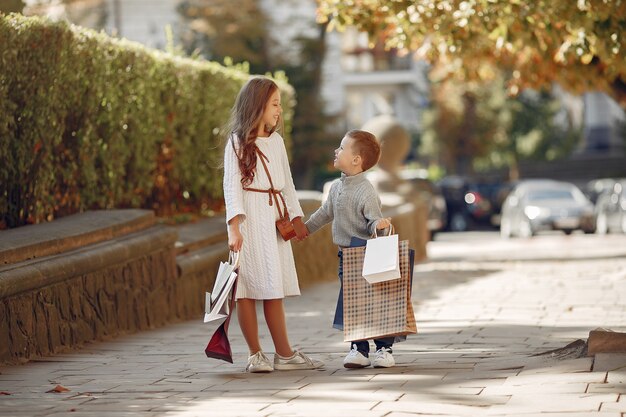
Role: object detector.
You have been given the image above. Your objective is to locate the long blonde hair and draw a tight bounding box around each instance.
[228,77,279,186]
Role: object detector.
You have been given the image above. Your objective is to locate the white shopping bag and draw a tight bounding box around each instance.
[362,231,401,283]
[204,251,239,324]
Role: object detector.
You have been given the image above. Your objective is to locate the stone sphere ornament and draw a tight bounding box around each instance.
[361,114,410,173]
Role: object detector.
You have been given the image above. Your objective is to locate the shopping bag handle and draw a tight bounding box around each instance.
[228,251,240,268]
[373,223,395,238]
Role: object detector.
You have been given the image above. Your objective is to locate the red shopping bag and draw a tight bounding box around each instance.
[204,284,237,362]
[204,252,239,363]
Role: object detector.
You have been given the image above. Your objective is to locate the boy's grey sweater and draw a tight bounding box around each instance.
[305,172,383,247]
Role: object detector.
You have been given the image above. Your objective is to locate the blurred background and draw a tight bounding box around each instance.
[2,0,625,236]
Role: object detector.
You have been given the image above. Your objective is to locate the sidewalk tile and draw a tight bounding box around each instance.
[481,382,589,395]
[586,382,626,393]
[502,371,607,385]
[606,370,625,383]
[599,401,626,413]
[373,400,490,416]
[487,394,618,414]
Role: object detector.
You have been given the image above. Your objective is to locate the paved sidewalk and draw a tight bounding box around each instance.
[1,233,626,416]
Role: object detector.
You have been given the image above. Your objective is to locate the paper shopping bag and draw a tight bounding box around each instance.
[334,236,416,345]
[362,233,401,283]
[204,269,238,325]
[333,237,368,331]
[204,251,239,363]
[343,239,417,342]
[204,288,237,363]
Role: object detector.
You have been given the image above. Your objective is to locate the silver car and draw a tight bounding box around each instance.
[594,179,626,234]
[500,180,595,238]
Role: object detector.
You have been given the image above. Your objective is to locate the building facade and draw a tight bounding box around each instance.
[320,26,429,135]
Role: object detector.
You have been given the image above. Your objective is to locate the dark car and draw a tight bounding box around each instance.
[594,179,626,234]
[437,176,498,231]
[489,181,518,228]
[500,179,595,238]
[399,169,448,237]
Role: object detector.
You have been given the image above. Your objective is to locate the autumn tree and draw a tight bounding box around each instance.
[317,1,626,109]
[421,71,507,176]
[177,0,272,74]
[421,71,581,178]
[280,23,341,188]
[178,0,335,189]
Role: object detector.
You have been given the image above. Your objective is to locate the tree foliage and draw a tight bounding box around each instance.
[177,0,271,74]
[3,0,107,28]
[0,0,24,13]
[317,0,626,108]
[280,24,341,189]
[421,75,581,179]
[177,0,336,189]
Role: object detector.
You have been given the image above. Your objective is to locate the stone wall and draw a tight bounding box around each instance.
[0,211,180,364]
[0,195,427,365]
[0,245,177,362]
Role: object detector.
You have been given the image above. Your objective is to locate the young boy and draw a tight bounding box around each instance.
[305,129,394,368]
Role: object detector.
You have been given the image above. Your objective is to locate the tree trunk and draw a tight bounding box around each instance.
[611,77,626,111]
[456,93,477,176]
[508,160,520,181]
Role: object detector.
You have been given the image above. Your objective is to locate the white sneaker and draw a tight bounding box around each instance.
[372,347,395,368]
[274,350,324,370]
[246,351,273,373]
[343,344,371,368]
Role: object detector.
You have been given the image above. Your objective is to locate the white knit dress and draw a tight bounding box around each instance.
[223,132,304,300]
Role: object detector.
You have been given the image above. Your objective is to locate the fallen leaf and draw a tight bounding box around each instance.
[47,385,70,393]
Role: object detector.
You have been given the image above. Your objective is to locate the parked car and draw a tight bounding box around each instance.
[398,169,448,237]
[594,179,626,234]
[437,176,497,231]
[500,179,595,238]
[584,178,622,205]
[483,181,520,228]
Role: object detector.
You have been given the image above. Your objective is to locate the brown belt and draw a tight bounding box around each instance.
[242,187,285,208]
[239,144,290,220]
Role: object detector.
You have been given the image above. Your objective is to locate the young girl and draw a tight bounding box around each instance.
[223,76,324,373]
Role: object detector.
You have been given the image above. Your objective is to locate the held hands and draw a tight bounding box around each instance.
[376,217,392,230]
[292,217,309,241]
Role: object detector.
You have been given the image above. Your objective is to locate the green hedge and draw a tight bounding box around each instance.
[0,13,293,228]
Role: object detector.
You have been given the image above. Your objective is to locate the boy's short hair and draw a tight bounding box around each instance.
[347,129,381,172]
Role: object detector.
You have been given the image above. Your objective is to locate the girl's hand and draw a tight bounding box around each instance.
[292,217,309,241]
[376,217,391,230]
[228,217,244,251]
[228,228,243,252]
